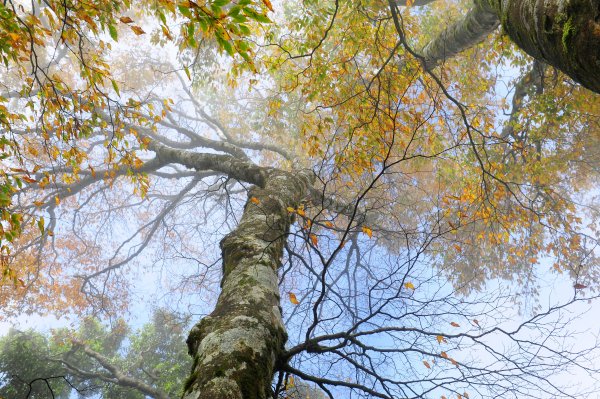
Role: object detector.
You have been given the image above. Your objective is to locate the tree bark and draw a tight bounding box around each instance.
[182,170,313,399]
[480,0,600,94]
[421,0,600,93]
[422,1,500,68]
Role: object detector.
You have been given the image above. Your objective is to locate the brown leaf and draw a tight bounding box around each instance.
[119,16,134,24]
[574,283,587,290]
[130,25,145,35]
[450,322,460,327]
[423,360,431,369]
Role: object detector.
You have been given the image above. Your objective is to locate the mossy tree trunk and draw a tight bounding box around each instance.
[482,0,600,93]
[182,170,313,399]
[419,0,600,93]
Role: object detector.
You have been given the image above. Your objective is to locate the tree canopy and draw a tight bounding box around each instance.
[0,0,599,398]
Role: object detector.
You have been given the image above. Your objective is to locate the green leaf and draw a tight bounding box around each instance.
[108,24,118,41]
[37,217,44,234]
[111,79,120,96]
[178,5,192,18]
[242,8,271,23]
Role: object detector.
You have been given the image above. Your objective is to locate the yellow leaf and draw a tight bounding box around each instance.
[131,25,145,35]
[250,197,260,204]
[289,292,299,305]
[286,207,295,213]
[423,360,431,369]
[362,226,373,238]
[55,196,60,205]
[404,282,415,290]
[436,335,446,344]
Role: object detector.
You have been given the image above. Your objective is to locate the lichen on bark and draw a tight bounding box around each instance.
[182,170,313,399]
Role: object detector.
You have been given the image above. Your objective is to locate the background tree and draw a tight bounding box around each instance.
[0,0,598,398]
[0,309,190,399]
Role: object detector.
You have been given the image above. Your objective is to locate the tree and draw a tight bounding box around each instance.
[0,309,190,399]
[0,0,599,399]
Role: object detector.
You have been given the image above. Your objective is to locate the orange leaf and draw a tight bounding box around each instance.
[450,322,460,327]
[262,0,274,12]
[288,292,299,305]
[250,197,260,204]
[22,176,37,183]
[310,233,318,247]
[131,25,145,35]
[324,221,333,228]
[423,360,431,369]
[362,226,373,238]
[119,16,134,24]
[440,351,448,359]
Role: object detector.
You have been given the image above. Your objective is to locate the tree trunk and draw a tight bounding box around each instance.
[480,0,600,94]
[182,170,313,399]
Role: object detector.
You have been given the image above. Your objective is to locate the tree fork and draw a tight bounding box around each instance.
[183,170,314,399]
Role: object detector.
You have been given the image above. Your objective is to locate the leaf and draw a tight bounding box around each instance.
[262,0,274,12]
[22,176,37,183]
[422,360,431,369]
[286,207,295,213]
[184,66,192,81]
[54,196,60,205]
[310,233,318,247]
[574,283,587,289]
[362,226,373,238]
[108,24,118,41]
[250,197,260,204]
[131,25,145,35]
[436,335,446,344]
[111,79,120,96]
[440,351,448,359]
[288,292,299,305]
[37,217,44,234]
[404,282,415,290]
[119,16,134,24]
[450,322,460,327]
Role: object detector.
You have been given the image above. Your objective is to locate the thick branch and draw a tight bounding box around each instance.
[149,141,270,187]
[421,2,499,68]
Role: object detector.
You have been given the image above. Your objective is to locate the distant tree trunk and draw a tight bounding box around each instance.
[182,170,313,399]
[420,0,600,93]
